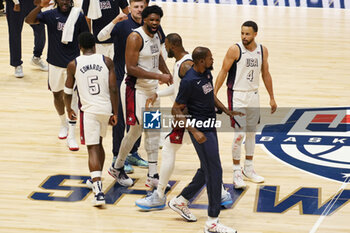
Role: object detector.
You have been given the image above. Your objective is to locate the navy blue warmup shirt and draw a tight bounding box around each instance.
[37,8,89,68]
[111,13,141,80]
[175,67,216,131]
[82,0,128,44]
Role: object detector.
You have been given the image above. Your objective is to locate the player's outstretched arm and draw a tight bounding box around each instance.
[214,95,245,118]
[97,12,128,41]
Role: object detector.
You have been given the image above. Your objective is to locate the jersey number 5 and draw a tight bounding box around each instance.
[88,76,100,95]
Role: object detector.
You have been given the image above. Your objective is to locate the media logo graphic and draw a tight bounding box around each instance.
[143,110,161,129]
[257,107,350,182]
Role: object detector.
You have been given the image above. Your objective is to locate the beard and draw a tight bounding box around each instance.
[146,24,158,35]
[242,38,253,46]
[167,49,174,58]
[207,65,213,71]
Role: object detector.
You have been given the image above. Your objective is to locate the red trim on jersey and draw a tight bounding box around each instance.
[125,78,137,125]
[227,88,238,128]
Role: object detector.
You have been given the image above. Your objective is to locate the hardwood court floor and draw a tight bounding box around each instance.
[0,3,350,233]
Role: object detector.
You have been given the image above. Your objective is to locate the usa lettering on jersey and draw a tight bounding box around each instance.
[100,1,112,10]
[150,44,159,54]
[202,82,213,95]
[246,58,258,67]
[57,22,65,31]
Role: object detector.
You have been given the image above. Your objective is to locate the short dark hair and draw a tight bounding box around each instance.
[54,0,74,7]
[78,32,95,49]
[130,0,144,4]
[142,5,163,20]
[242,21,258,32]
[192,47,210,64]
[166,33,183,47]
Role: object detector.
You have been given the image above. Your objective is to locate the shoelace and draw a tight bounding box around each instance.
[177,202,192,216]
[209,223,230,233]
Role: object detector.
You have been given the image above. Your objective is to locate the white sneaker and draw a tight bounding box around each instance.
[67,137,79,151]
[168,195,197,222]
[93,192,105,207]
[108,166,133,187]
[243,166,264,183]
[204,220,237,233]
[31,56,48,71]
[135,191,166,210]
[14,65,24,78]
[145,173,171,190]
[58,125,68,139]
[233,170,246,189]
[145,173,159,188]
[220,189,233,206]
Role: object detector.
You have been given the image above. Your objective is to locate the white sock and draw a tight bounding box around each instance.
[148,160,158,177]
[244,159,253,169]
[207,217,218,224]
[176,195,187,204]
[67,120,76,139]
[93,181,102,194]
[59,114,67,127]
[233,164,241,172]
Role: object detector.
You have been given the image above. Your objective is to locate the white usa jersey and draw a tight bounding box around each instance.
[132,26,161,91]
[227,42,263,91]
[171,53,192,101]
[75,54,112,115]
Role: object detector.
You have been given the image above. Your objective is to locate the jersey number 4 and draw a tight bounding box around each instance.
[88,76,100,95]
[247,70,254,82]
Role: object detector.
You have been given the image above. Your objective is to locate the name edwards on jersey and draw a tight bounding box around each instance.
[79,64,104,74]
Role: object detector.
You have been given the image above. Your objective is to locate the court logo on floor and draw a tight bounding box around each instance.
[143,110,161,129]
[257,107,350,182]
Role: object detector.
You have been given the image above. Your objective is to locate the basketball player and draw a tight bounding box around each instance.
[64,32,118,206]
[170,47,238,233]
[26,0,89,151]
[214,21,277,189]
[97,0,148,174]
[6,0,47,78]
[82,0,129,58]
[108,5,172,187]
[135,33,233,216]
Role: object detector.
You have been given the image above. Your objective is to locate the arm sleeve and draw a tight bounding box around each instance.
[157,84,175,98]
[175,79,192,105]
[12,0,19,4]
[97,21,116,41]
